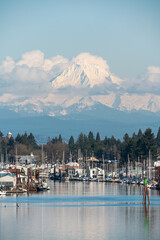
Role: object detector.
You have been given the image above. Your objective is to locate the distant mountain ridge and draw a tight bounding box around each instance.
[0,106,159,143]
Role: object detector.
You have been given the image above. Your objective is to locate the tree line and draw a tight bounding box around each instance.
[0,127,160,166]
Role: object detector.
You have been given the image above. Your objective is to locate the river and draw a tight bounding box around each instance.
[0,181,160,240]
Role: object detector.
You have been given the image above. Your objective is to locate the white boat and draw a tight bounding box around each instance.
[147,184,152,188]
[140,180,144,185]
[42,182,50,190]
[0,190,6,195]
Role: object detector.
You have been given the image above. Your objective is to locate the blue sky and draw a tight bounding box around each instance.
[0,0,160,78]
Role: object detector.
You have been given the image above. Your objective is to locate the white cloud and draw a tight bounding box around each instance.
[0,56,15,73]
[17,50,45,68]
[73,53,110,73]
[43,55,69,72]
[145,66,160,84]
[121,65,160,94]
[0,93,19,103]
[0,50,70,98]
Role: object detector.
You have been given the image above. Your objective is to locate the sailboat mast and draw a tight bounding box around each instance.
[149,150,151,180]
[42,144,44,182]
[128,154,130,178]
[103,154,105,179]
[137,157,139,178]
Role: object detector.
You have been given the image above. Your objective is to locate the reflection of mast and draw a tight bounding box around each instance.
[144,204,149,238]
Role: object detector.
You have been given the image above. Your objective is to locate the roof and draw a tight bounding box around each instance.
[9,169,20,174]
[86,157,99,162]
[0,172,16,178]
[0,174,16,181]
[90,167,104,171]
[66,162,79,167]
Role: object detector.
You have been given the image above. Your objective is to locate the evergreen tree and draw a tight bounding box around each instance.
[103,136,108,145]
[142,128,157,158]
[77,133,91,156]
[8,136,14,147]
[15,133,22,143]
[138,129,143,139]
[135,129,144,158]
[121,133,134,163]
[110,136,117,146]
[1,139,6,154]
[28,133,37,148]
[0,131,3,138]
[58,134,62,143]
[88,131,95,149]
[96,132,101,143]
[156,127,160,146]
[69,136,74,150]
[21,132,29,146]
[51,136,59,144]
[123,133,130,143]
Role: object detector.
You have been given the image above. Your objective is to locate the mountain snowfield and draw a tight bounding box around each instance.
[52,53,122,89]
[0,51,160,117]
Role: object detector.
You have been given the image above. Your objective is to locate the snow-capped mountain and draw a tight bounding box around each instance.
[0,51,160,118]
[51,53,122,89]
[1,51,160,140]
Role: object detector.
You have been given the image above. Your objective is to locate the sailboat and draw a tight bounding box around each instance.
[37,144,50,191]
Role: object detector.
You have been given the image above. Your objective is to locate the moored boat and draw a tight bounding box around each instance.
[0,190,6,195]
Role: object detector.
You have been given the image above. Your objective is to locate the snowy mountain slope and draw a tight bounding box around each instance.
[1,91,160,118]
[51,53,122,89]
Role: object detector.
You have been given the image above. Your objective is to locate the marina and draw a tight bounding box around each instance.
[0,132,160,240]
[0,143,160,240]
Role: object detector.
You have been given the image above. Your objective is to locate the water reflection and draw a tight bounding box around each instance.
[1,182,160,240]
[144,205,149,240]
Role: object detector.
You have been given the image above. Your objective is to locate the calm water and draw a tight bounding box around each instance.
[0,181,160,240]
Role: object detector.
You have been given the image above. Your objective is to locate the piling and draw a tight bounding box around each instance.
[143,180,150,205]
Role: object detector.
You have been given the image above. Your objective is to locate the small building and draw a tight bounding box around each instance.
[17,153,36,165]
[0,173,16,188]
[66,162,84,177]
[89,167,105,179]
[67,168,76,177]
